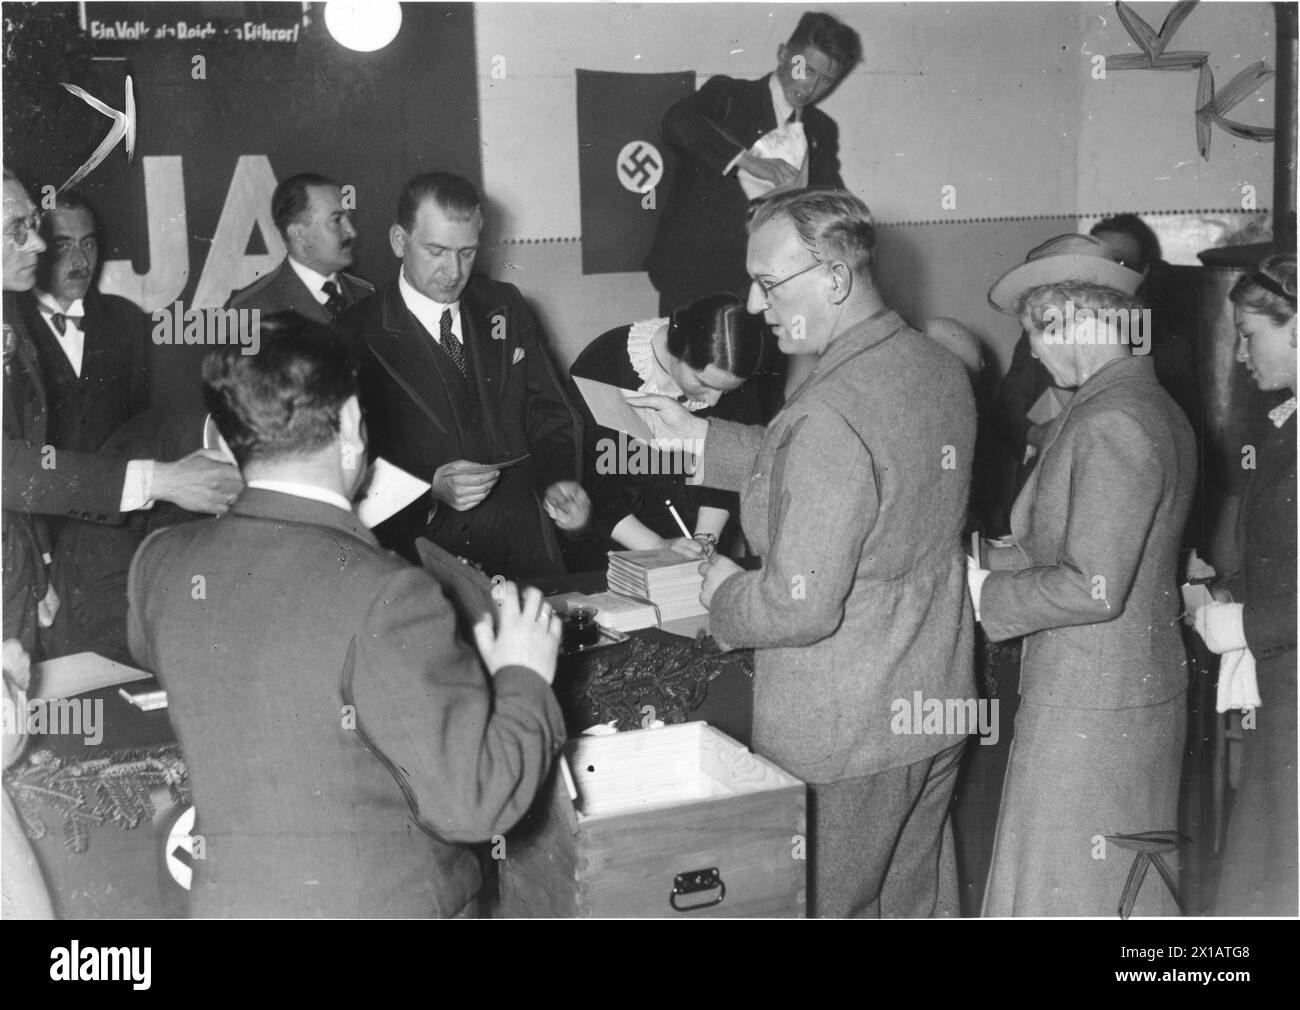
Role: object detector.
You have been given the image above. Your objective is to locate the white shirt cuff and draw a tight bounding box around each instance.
[120,459,155,512]
[967,566,991,623]
[683,424,709,486]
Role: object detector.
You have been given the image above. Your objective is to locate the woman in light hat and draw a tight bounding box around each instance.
[1193,253,1296,916]
[970,234,1198,916]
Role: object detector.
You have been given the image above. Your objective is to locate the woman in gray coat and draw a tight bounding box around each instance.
[971,235,1197,916]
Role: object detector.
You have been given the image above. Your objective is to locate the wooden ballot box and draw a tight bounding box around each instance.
[499,723,806,917]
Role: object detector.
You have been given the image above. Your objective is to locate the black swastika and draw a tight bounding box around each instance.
[619,143,661,190]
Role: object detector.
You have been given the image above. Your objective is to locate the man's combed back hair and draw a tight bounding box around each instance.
[49,189,94,216]
[788,11,861,68]
[1016,281,1143,332]
[271,173,337,239]
[41,189,96,240]
[747,186,876,277]
[667,291,765,380]
[202,312,358,467]
[1229,253,1297,326]
[395,172,482,232]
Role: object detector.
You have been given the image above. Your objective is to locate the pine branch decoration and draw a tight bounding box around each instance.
[581,632,753,731]
[3,744,190,854]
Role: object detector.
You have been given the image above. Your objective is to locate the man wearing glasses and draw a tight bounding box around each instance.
[4,168,56,651]
[633,188,977,917]
[2,170,241,658]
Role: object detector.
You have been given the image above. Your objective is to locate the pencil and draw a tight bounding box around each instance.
[665,499,692,539]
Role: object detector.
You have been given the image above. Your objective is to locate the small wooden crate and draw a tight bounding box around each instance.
[498,722,806,917]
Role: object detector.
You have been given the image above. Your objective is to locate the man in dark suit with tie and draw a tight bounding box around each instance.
[646,12,859,314]
[343,173,588,579]
[227,173,373,321]
[128,317,567,917]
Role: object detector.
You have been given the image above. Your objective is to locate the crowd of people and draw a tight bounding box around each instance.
[2,9,1294,919]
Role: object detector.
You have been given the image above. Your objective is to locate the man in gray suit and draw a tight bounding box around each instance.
[633,188,977,917]
[128,315,566,916]
[227,173,372,321]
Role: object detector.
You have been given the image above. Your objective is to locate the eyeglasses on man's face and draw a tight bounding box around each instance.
[750,259,828,303]
[4,210,45,250]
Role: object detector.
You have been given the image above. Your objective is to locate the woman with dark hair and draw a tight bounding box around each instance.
[567,292,764,566]
[1194,253,1297,916]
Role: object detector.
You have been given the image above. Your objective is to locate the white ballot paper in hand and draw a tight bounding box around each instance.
[573,376,657,443]
[737,121,809,200]
[356,458,432,529]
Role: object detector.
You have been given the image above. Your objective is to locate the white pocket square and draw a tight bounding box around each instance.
[512,347,526,364]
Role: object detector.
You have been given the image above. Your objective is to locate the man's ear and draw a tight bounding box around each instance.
[202,413,237,465]
[338,394,366,477]
[777,42,790,72]
[339,394,364,448]
[828,261,853,304]
[389,225,406,259]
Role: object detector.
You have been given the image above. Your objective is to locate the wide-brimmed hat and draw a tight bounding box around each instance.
[987,234,1144,313]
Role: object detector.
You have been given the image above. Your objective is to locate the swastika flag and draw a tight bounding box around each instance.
[576,69,695,275]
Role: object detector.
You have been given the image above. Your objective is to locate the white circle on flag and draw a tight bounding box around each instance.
[164,804,197,890]
[616,141,664,194]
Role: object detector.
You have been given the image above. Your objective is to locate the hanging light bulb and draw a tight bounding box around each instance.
[324,1,402,52]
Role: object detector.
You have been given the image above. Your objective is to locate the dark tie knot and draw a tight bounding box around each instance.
[49,312,84,336]
[321,280,347,318]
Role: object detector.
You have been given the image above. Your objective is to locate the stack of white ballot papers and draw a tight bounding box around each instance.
[545,590,660,634]
[606,548,708,624]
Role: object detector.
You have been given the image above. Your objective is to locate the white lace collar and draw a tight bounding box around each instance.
[626,318,712,411]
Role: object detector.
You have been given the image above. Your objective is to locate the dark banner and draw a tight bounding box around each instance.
[80,1,305,44]
[576,69,694,275]
[2,1,481,412]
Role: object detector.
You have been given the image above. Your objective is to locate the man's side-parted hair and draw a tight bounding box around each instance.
[1229,253,1297,327]
[202,311,358,467]
[747,186,876,278]
[395,172,482,232]
[271,173,337,239]
[788,12,861,69]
